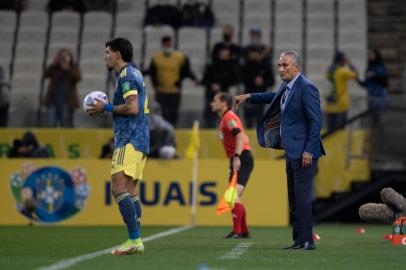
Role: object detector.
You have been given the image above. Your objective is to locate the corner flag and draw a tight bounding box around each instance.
[216,170,238,216]
[185,121,200,160]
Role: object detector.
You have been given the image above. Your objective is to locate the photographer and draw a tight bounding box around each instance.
[43,48,81,127]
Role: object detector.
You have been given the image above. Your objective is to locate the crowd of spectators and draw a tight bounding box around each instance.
[0,0,394,136]
[325,49,389,132]
[201,25,275,128]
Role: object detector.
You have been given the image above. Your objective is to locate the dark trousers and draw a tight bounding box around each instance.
[0,104,9,127]
[156,92,181,127]
[286,157,318,244]
[203,100,217,128]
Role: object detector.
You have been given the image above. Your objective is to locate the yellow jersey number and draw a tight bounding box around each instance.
[143,94,150,114]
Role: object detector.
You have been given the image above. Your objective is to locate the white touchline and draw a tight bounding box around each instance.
[37,225,193,270]
[220,242,253,260]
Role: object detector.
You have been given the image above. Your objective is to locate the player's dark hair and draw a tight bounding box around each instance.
[217,92,233,110]
[105,37,133,62]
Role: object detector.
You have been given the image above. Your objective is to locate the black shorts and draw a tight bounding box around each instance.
[228,150,254,187]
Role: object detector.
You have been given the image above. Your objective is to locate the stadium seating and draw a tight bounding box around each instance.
[114,8,144,65]
[0,10,17,30]
[212,0,240,28]
[47,11,81,65]
[273,0,303,81]
[178,27,207,74]
[0,44,12,77]
[114,28,144,65]
[8,73,41,127]
[25,0,48,11]
[2,0,370,128]
[84,11,113,31]
[117,0,146,12]
[149,0,178,6]
[78,17,111,129]
[0,11,17,74]
[338,0,368,117]
[305,0,335,100]
[116,11,144,31]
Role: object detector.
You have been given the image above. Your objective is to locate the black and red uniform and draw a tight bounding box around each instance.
[219,110,254,237]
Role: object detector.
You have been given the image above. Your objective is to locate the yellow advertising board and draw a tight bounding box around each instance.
[0,128,284,159]
[0,159,288,226]
[315,130,370,198]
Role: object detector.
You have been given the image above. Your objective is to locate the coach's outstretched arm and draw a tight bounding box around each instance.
[235,91,276,109]
[234,94,251,109]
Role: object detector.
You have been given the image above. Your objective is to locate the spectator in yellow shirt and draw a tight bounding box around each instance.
[325,52,358,132]
[147,36,198,127]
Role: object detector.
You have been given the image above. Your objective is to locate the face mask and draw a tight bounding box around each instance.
[223,34,232,42]
[251,37,261,45]
[163,47,173,55]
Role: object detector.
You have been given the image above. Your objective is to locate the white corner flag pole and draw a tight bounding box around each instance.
[190,120,199,226]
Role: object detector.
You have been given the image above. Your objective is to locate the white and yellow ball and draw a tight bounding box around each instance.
[83,91,108,117]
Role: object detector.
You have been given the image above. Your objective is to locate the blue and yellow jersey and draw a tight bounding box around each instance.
[113,64,150,154]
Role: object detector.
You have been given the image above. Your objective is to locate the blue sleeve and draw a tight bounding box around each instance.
[249,92,276,104]
[120,73,142,99]
[303,83,322,155]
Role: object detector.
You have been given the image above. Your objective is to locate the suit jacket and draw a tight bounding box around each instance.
[250,74,325,159]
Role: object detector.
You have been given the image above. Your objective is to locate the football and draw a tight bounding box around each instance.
[83,91,109,117]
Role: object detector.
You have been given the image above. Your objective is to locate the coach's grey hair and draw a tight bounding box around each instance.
[280,50,302,70]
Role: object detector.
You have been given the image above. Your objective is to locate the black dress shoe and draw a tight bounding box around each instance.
[242,232,251,238]
[302,242,316,250]
[283,243,302,249]
[225,231,242,238]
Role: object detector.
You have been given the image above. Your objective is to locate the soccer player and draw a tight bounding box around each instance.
[89,37,149,255]
[211,92,254,238]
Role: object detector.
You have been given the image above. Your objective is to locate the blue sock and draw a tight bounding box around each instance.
[131,195,142,227]
[115,192,140,240]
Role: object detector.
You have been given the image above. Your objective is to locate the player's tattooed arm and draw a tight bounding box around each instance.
[114,95,139,115]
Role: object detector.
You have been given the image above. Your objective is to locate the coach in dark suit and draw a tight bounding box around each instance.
[235,50,325,250]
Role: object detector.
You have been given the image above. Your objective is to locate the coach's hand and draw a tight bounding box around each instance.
[302,152,313,168]
[234,94,250,110]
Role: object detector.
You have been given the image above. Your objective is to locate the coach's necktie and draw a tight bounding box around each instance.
[281,86,290,110]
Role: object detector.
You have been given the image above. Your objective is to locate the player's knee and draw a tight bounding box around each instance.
[111,173,129,195]
[112,186,127,196]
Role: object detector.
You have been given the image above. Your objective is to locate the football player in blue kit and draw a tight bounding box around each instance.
[89,37,149,255]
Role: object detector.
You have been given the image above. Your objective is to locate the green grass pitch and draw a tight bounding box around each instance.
[0,224,404,270]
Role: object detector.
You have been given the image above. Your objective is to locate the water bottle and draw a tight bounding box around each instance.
[392,219,402,235]
[400,217,406,235]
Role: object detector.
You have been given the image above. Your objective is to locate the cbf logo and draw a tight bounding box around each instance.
[10,162,90,223]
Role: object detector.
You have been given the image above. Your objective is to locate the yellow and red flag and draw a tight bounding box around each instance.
[216,170,238,216]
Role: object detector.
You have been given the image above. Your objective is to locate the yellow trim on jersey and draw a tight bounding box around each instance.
[120,67,127,78]
[123,89,138,99]
[111,143,147,180]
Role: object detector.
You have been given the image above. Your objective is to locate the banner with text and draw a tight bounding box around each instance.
[0,159,288,226]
